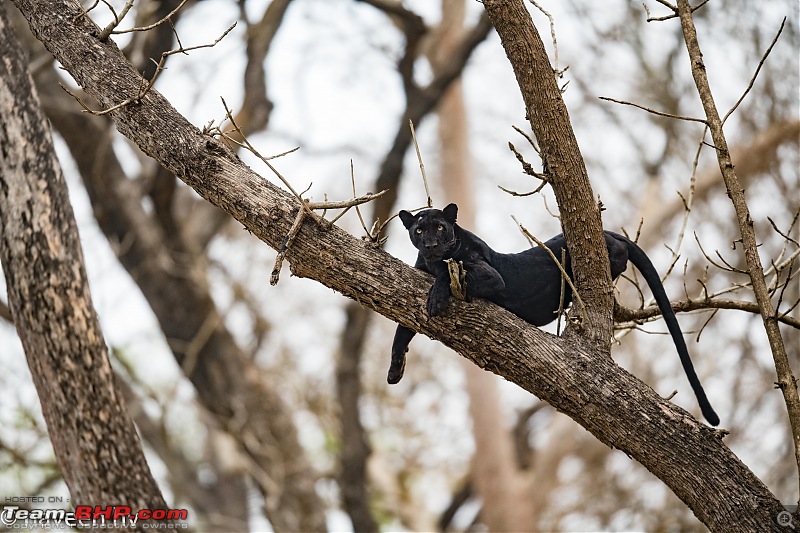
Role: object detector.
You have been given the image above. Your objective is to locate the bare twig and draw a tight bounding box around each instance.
[500,133,549,197]
[409,120,432,208]
[506,141,549,188]
[541,195,560,221]
[662,125,705,280]
[772,257,793,315]
[527,0,561,75]
[722,17,786,125]
[332,160,370,231]
[304,194,387,211]
[599,96,707,123]
[63,22,237,116]
[693,232,746,274]
[216,97,308,206]
[693,307,717,342]
[271,207,307,286]
[512,125,540,154]
[507,142,536,177]
[498,184,546,197]
[267,189,389,284]
[642,0,708,22]
[768,215,800,247]
[642,3,673,22]
[513,216,587,327]
[97,0,134,40]
[111,0,190,35]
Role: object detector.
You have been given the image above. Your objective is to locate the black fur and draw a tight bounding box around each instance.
[390,203,719,426]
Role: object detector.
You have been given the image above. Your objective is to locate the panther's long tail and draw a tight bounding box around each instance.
[625,239,720,426]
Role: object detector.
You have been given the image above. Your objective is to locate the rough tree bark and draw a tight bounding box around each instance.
[10,0,792,530]
[0,3,167,519]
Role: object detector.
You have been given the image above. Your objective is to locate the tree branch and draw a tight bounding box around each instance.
[615,298,800,331]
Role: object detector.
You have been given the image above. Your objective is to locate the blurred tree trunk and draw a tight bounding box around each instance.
[436,0,534,530]
[6,4,324,530]
[0,3,167,516]
[36,53,324,533]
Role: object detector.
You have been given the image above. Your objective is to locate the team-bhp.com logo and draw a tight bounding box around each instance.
[1,505,189,529]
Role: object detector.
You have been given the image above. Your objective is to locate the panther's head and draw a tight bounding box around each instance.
[398,203,458,262]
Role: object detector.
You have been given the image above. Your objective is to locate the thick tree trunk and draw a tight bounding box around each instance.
[0,3,167,518]
[11,0,791,529]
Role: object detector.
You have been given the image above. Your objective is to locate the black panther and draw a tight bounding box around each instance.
[389,203,719,426]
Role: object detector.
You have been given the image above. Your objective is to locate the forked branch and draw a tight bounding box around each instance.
[206,98,387,285]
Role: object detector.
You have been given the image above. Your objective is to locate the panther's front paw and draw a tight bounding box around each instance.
[387,355,406,384]
[426,292,449,316]
[427,283,450,316]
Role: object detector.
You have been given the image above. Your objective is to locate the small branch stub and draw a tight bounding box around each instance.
[446,258,468,301]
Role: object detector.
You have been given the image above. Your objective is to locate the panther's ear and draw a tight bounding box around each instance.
[398,210,415,229]
[443,203,458,223]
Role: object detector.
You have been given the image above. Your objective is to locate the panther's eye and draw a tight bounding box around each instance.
[416,228,423,234]
[437,224,444,231]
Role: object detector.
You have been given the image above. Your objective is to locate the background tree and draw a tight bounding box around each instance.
[1,0,797,531]
[0,7,168,523]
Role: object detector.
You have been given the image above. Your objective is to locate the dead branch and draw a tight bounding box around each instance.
[722,17,786,125]
[615,297,800,331]
[693,232,747,274]
[527,0,562,75]
[97,0,134,40]
[642,0,708,23]
[346,160,371,233]
[599,96,706,123]
[111,0,190,36]
[409,119,433,208]
[512,124,540,154]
